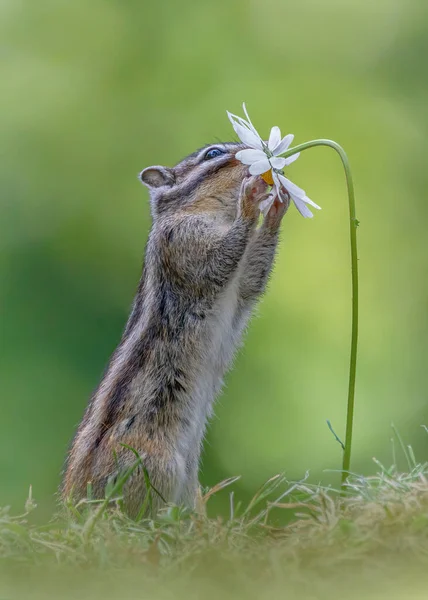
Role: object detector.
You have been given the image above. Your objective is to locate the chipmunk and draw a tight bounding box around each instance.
[62,142,289,516]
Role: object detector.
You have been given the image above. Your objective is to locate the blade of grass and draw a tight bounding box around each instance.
[391,423,412,471]
[82,455,142,541]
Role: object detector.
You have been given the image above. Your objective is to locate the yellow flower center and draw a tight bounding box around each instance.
[261,169,274,186]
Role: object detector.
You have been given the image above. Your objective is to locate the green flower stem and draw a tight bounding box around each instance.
[282,139,359,490]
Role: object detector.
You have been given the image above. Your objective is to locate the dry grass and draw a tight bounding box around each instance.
[1,444,428,599]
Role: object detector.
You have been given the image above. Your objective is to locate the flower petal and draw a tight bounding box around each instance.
[235,148,267,165]
[233,122,263,149]
[227,111,254,137]
[226,110,241,129]
[270,157,287,170]
[227,109,263,149]
[272,134,294,156]
[268,126,281,152]
[229,114,254,132]
[278,174,306,198]
[227,110,250,127]
[301,195,321,210]
[249,159,271,175]
[283,152,300,165]
[290,194,314,218]
[271,171,286,199]
[272,170,281,188]
[242,103,260,136]
[270,175,284,202]
[289,191,321,217]
[259,195,275,216]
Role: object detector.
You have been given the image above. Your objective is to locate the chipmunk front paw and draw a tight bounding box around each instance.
[264,193,290,231]
[238,176,269,223]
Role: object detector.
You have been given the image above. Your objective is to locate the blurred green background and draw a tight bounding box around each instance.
[1,0,427,517]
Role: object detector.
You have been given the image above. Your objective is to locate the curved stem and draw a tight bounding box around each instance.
[283,139,359,490]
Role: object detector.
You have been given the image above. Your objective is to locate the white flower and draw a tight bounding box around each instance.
[227,104,321,218]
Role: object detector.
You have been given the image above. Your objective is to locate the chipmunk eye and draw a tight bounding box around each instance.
[204,148,225,160]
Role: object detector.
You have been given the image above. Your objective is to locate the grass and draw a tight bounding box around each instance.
[1,445,428,600]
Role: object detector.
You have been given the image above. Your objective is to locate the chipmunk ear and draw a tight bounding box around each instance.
[139,166,175,189]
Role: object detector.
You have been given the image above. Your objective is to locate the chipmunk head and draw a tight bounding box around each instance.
[139,143,248,221]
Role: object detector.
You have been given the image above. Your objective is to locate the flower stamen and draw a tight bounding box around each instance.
[261,170,274,186]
